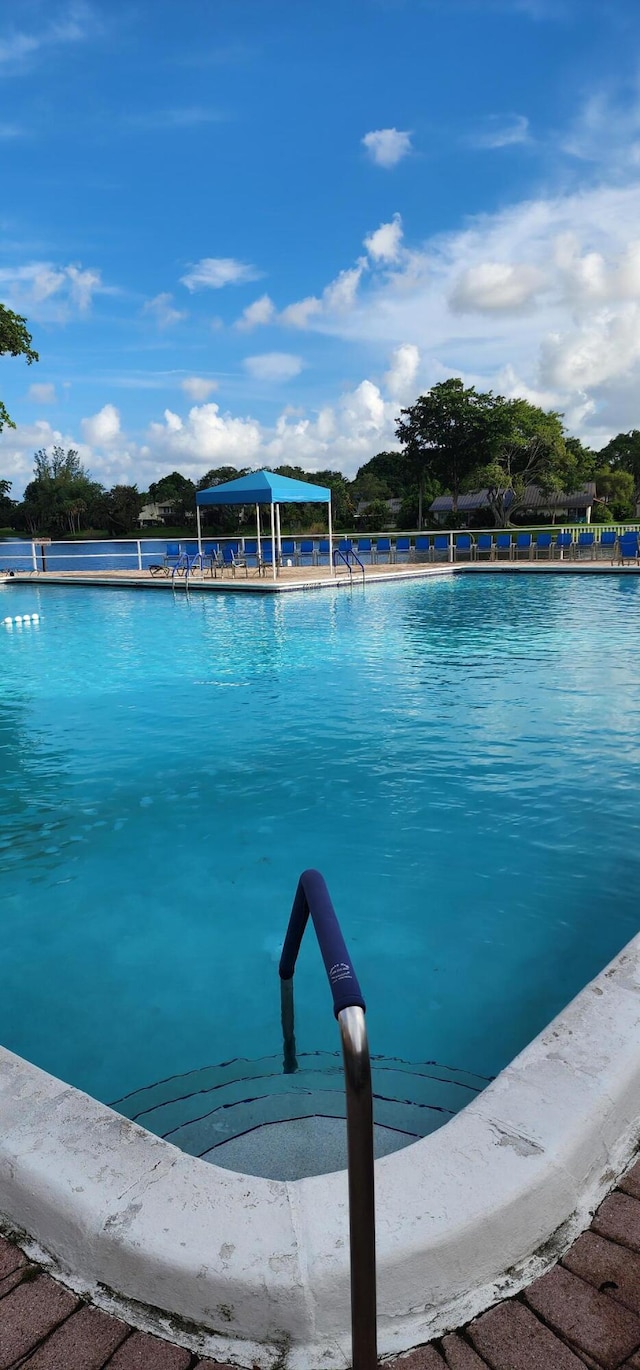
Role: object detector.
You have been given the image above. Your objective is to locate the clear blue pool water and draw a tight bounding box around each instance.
[1,575,639,1121]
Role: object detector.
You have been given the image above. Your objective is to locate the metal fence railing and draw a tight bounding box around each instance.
[1,525,639,575]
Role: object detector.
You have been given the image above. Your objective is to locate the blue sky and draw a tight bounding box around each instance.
[2,0,640,494]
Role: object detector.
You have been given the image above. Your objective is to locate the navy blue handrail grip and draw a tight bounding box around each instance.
[279,869,366,1018]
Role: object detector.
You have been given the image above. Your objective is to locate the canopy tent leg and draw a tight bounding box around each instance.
[256,504,261,572]
[196,504,203,555]
[270,503,277,581]
[275,503,282,567]
[328,500,334,576]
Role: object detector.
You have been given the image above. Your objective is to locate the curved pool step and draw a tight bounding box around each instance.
[111,1053,491,1179]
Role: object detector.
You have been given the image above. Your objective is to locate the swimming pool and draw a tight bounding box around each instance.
[1,575,639,1156]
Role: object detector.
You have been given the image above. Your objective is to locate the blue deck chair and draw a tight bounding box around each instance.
[597,529,617,558]
[202,543,219,576]
[433,534,450,561]
[576,530,595,559]
[338,538,353,553]
[318,538,330,565]
[375,536,392,564]
[299,538,316,565]
[515,532,532,560]
[495,533,512,560]
[454,533,473,561]
[616,531,640,564]
[535,533,552,558]
[414,535,430,560]
[395,535,411,563]
[220,544,248,577]
[554,532,573,558]
[476,533,493,560]
[356,538,372,563]
[163,541,181,572]
[281,539,297,565]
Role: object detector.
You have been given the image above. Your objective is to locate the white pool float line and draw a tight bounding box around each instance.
[3,613,40,626]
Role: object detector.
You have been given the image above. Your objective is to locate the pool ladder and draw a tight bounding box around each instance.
[333,547,366,583]
[279,869,377,1370]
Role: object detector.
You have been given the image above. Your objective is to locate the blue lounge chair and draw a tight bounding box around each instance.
[281,539,297,565]
[220,544,248,576]
[414,535,430,559]
[318,538,330,565]
[202,543,219,576]
[597,529,617,558]
[616,531,640,564]
[535,533,552,558]
[454,533,473,560]
[554,532,573,558]
[432,534,450,561]
[495,533,512,560]
[515,533,532,559]
[476,533,493,559]
[163,541,182,572]
[576,530,595,559]
[375,537,392,564]
[299,539,316,565]
[395,536,411,563]
[356,538,372,562]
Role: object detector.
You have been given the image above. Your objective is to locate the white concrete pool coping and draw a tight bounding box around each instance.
[1,936,640,1368]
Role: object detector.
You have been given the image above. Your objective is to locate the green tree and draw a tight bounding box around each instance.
[396,379,499,526]
[0,305,39,432]
[352,450,415,501]
[18,447,104,535]
[103,485,142,535]
[360,498,391,532]
[474,400,591,527]
[598,431,640,509]
[0,478,15,525]
[593,466,635,520]
[149,470,196,522]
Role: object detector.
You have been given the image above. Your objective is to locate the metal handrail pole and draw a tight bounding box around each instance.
[279,870,376,1369]
[339,1005,377,1370]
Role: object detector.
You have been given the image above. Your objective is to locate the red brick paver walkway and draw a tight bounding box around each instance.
[4,1160,640,1367]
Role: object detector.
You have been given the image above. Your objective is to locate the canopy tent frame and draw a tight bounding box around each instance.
[195,470,333,580]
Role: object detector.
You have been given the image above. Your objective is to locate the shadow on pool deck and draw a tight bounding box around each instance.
[4,1155,640,1368]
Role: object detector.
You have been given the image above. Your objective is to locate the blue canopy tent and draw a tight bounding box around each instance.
[195,470,333,580]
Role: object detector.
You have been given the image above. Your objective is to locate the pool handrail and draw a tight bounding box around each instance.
[279,869,376,1370]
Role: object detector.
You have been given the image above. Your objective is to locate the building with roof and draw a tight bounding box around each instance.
[429,483,596,525]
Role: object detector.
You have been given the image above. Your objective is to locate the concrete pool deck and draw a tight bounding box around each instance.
[2,557,640,594]
[4,1155,640,1368]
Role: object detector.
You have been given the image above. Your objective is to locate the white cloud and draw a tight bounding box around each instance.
[280,261,366,331]
[180,257,261,291]
[27,383,56,404]
[145,404,263,471]
[143,293,186,329]
[563,89,640,169]
[234,293,276,331]
[0,261,106,319]
[0,123,24,138]
[275,178,640,450]
[0,3,98,68]
[81,403,121,446]
[279,295,322,329]
[181,376,218,401]
[473,114,531,149]
[384,344,420,399]
[243,352,303,382]
[364,215,404,264]
[450,262,547,313]
[362,128,412,168]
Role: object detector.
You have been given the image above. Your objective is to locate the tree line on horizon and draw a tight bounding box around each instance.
[2,307,640,536]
